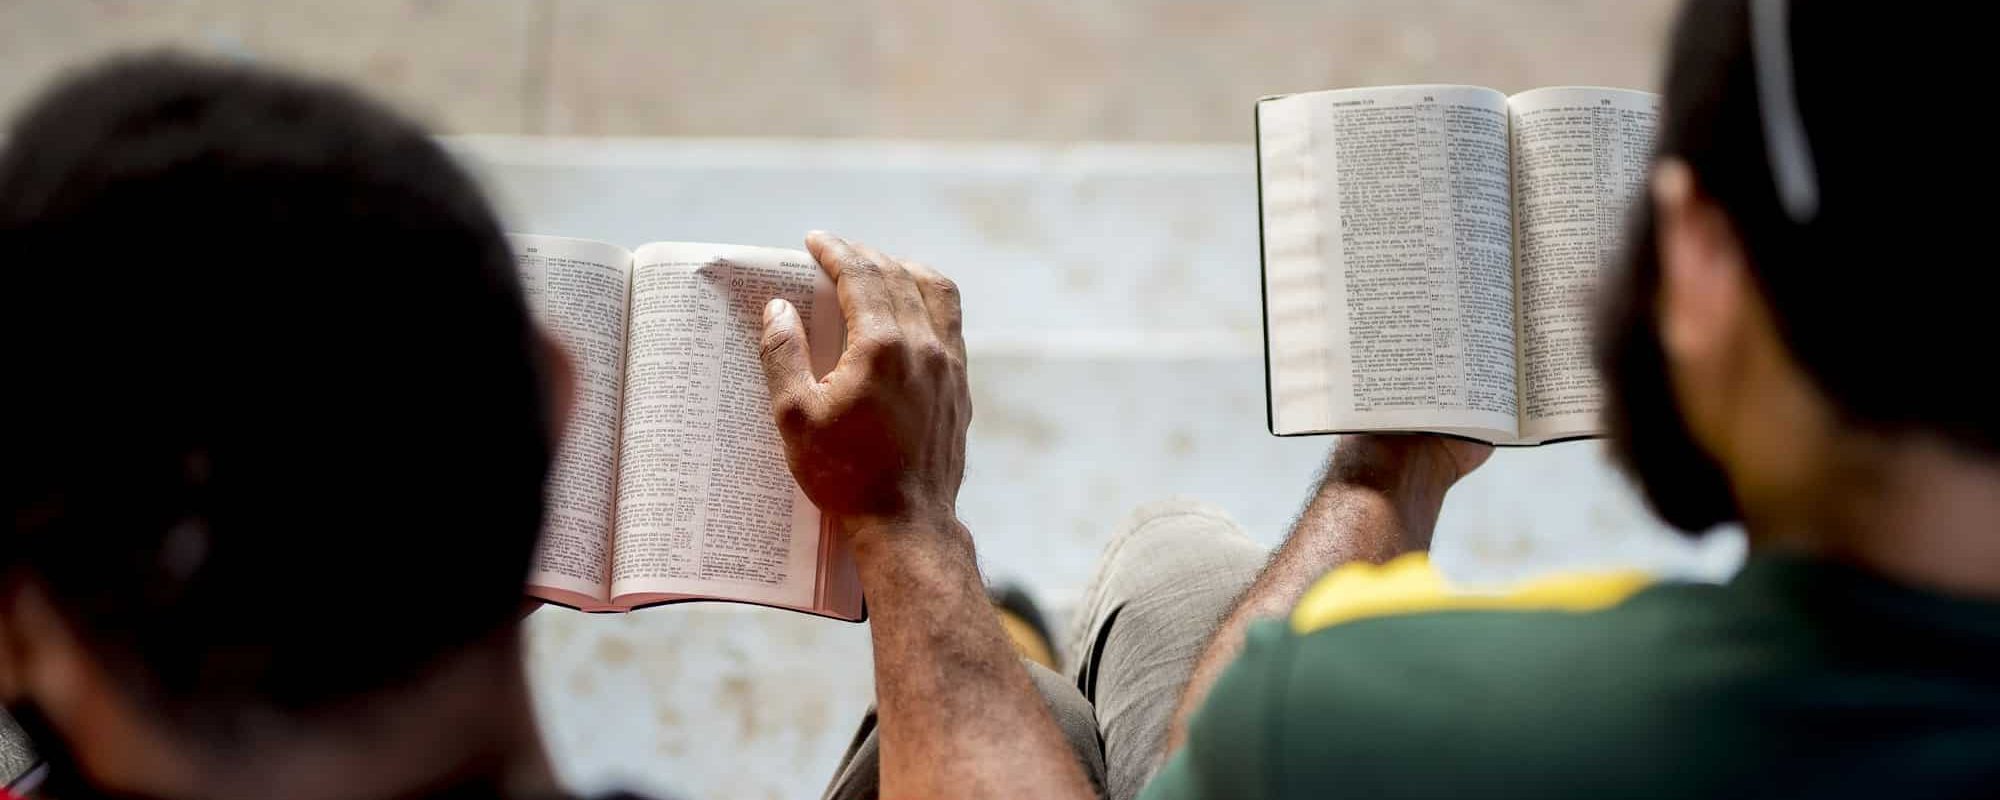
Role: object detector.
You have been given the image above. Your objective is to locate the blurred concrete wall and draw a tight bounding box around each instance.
[3,0,1677,140]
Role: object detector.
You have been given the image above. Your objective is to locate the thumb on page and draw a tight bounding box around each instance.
[760,297,817,424]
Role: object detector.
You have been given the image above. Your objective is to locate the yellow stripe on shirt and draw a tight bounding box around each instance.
[1290,553,1655,635]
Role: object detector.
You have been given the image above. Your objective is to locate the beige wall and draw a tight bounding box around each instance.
[1,0,1679,140]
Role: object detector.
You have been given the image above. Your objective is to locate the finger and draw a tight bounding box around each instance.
[849,239,929,331]
[902,259,964,355]
[805,231,896,345]
[759,298,821,427]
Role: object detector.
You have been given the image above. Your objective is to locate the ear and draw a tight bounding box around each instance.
[0,584,23,703]
[1,579,101,719]
[0,580,202,794]
[0,580,77,707]
[536,330,578,446]
[1652,159,1753,370]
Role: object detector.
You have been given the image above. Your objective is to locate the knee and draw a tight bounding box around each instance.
[1119,498,1247,538]
[1088,496,1256,584]
[1099,500,1258,575]
[1067,500,1268,694]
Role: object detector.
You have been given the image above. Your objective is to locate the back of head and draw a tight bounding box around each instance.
[1,53,551,741]
[1656,0,1992,454]
[1600,0,1999,534]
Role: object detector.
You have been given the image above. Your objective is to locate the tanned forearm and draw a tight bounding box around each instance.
[856,520,1095,800]
[1163,436,1477,754]
[757,232,1178,797]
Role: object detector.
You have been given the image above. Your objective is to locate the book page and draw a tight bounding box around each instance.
[509,235,631,607]
[1261,85,1518,440]
[1509,87,1658,441]
[610,242,841,610]
[1258,95,1337,434]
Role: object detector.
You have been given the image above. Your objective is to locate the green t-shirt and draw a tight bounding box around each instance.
[1140,554,2000,799]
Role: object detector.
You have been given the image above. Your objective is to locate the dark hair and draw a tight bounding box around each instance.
[1651,0,1994,455]
[0,53,552,738]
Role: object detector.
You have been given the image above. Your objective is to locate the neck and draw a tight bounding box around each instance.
[1745,432,2000,600]
[151,645,559,800]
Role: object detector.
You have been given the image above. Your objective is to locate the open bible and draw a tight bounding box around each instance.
[511,235,862,620]
[1257,85,1657,444]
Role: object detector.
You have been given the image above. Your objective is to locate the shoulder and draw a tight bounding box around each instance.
[1279,554,1748,691]
[1159,555,1769,799]
[1288,551,1658,633]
